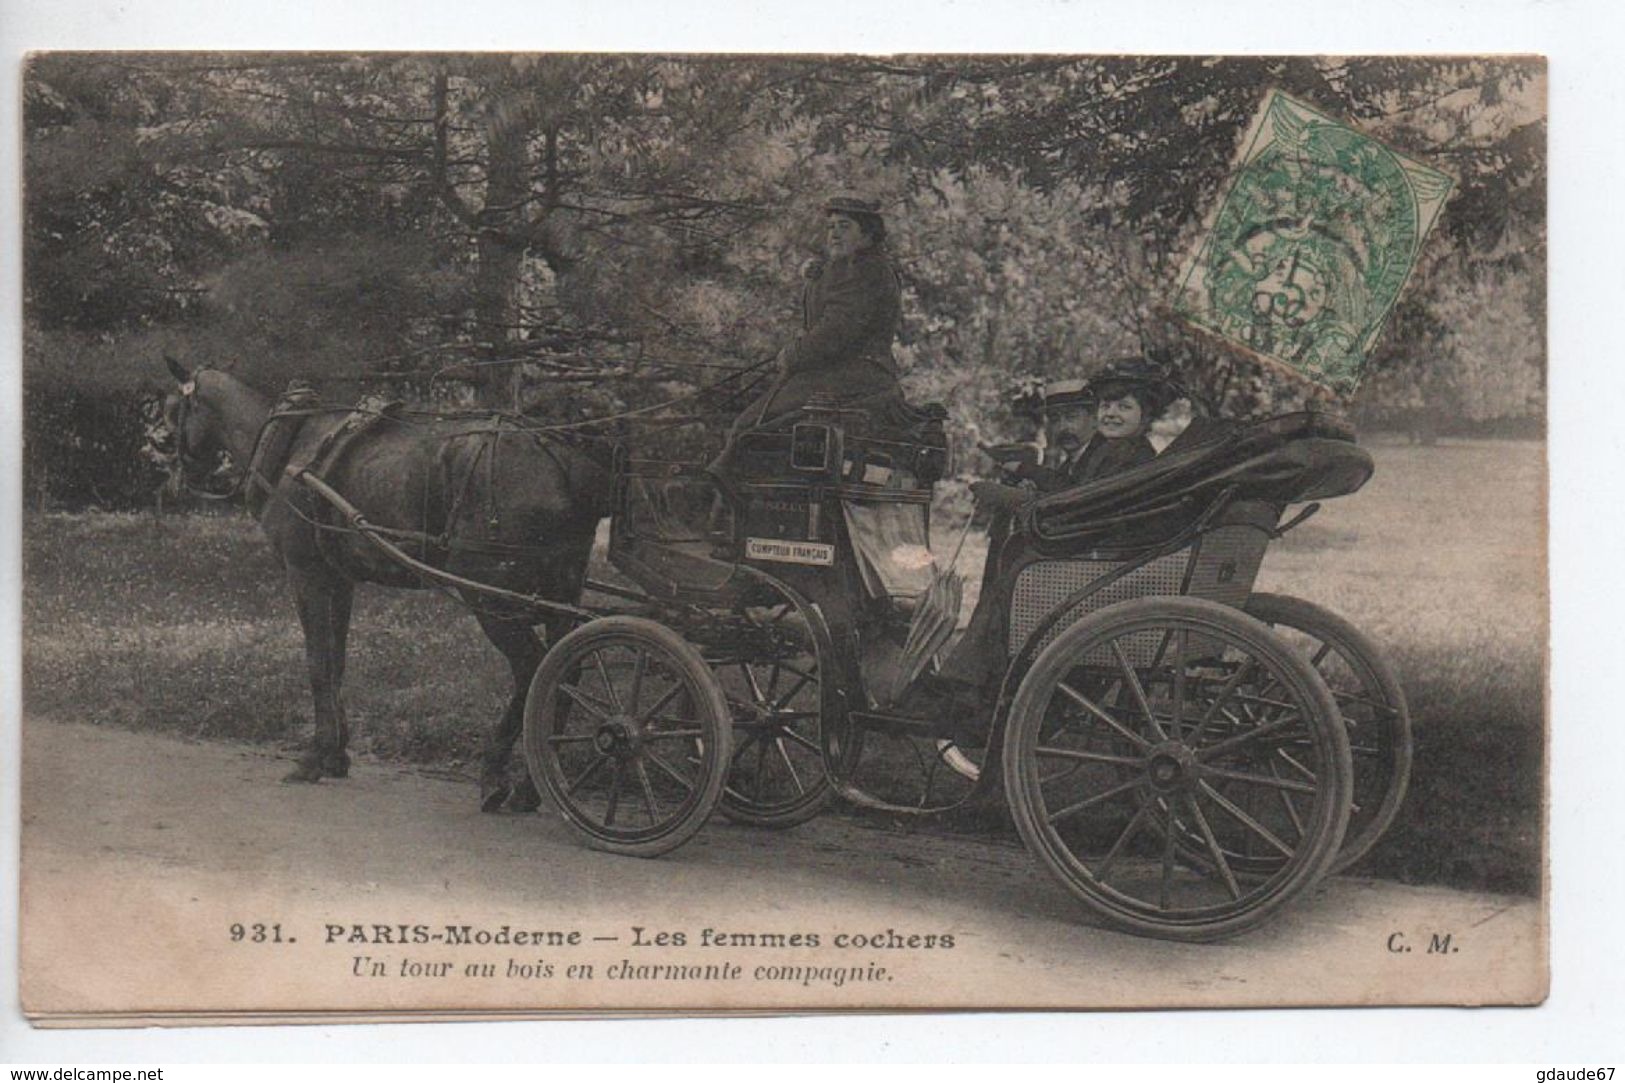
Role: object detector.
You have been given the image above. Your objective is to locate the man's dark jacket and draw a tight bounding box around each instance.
[1018,432,1158,493]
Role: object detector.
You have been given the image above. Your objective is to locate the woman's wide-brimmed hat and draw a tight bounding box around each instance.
[1086,357,1181,415]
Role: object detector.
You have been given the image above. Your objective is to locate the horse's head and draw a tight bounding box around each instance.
[159,355,236,492]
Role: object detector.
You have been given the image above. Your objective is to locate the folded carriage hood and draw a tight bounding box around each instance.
[1028,412,1375,539]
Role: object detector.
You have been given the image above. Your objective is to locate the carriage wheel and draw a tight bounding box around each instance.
[523,616,730,857]
[1245,593,1412,873]
[710,587,833,829]
[1002,597,1351,941]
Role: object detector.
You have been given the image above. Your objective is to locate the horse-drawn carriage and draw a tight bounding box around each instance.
[160,360,1411,942]
[519,402,1412,942]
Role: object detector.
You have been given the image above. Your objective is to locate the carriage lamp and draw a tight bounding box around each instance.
[915,442,950,485]
[791,422,840,474]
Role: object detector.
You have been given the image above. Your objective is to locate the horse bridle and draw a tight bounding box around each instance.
[162,373,237,500]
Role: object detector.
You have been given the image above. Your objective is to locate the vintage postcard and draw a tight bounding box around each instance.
[16,53,1547,1023]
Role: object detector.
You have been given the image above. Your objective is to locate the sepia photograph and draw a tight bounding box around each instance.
[12,48,1550,1024]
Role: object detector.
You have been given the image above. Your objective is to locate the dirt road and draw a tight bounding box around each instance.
[20,719,1545,1020]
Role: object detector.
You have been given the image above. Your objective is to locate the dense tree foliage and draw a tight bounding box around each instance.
[23,53,1544,506]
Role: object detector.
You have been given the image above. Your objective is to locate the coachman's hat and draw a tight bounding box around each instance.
[823,194,883,217]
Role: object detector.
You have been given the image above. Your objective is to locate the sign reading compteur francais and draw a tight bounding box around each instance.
[1174,90,1454,393]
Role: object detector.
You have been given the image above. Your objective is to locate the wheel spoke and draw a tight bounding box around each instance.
[752,737,769,799]
[1056,682,1152,751]
[602,761,627,825]
[643,750,696,796]
[626,650,648,717]
[565,753,610,797]
[770,672,815,712]
[763,709,818,722]
[736,661,766,706]
[644,726,706,741]
[1112,642,1169,740]
[782,727,820,754]
[1193,660,1256,731]
[593,649,624,713]
[1035,745,1144,769]
[1171,629,1189,742]
[634,760,661,823]
[1044,775,1143,825]
[775,737,807,795]
[1230,691,1303,717]
[1269,757,1307,840]
[1198,780,1293,857]
[1091,800,1153,881]
[1309,642,1333,668]
[559,682,612,721]
[1195,710,1304,762]
[1202,765,1319,795]
[1275,747,1318,783]
[1183,792,1243,900]
[546,732,597,745]
[636,682,684,725]
[1159,797,1178,911]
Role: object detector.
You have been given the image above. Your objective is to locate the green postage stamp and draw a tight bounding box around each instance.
[1175,90,1454,392]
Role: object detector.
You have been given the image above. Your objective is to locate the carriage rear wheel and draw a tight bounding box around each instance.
[1002,597,1352,941]
[709,584,834,829]
[523,616,730,857]
[1244,593,1412,873]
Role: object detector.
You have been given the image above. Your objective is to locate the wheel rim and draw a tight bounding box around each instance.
[526,622,728,853]
[712,596,831,826]
[1005,600,1350,939]
[1245,594,1411,872]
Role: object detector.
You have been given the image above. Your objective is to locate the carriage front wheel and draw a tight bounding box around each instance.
[1002,597,1352,941]
[523,616,731,858]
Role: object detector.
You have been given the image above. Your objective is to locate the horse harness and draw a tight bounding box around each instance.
[190,382,594,567]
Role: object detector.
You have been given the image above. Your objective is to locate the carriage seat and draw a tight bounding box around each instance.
[727,399,950,487]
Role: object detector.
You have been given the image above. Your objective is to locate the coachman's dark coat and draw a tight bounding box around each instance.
[733,243,904,430]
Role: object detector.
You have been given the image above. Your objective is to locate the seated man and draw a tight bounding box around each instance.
[983,359,1175,504]
[905,358,1182,727]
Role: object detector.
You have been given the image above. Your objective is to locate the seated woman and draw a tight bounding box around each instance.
[981,358,1176,505]
[722,195,905,442]
[905,358,1181,725]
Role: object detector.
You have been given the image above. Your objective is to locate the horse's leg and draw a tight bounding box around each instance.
[474,610,548,813]
[502,610,579,811]
[325,578,356,777]
[284,567,352,783]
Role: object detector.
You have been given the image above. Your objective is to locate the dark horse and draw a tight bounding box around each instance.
[160,358,612,809]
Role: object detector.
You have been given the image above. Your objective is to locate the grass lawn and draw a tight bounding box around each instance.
[1257,437,1545,893]
[21,436,1546,894]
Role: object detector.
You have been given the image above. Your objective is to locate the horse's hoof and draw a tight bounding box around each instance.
[506,778,542,813]
[323,752,351,779]
[480,782,512,813]
[283,763,323,784]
